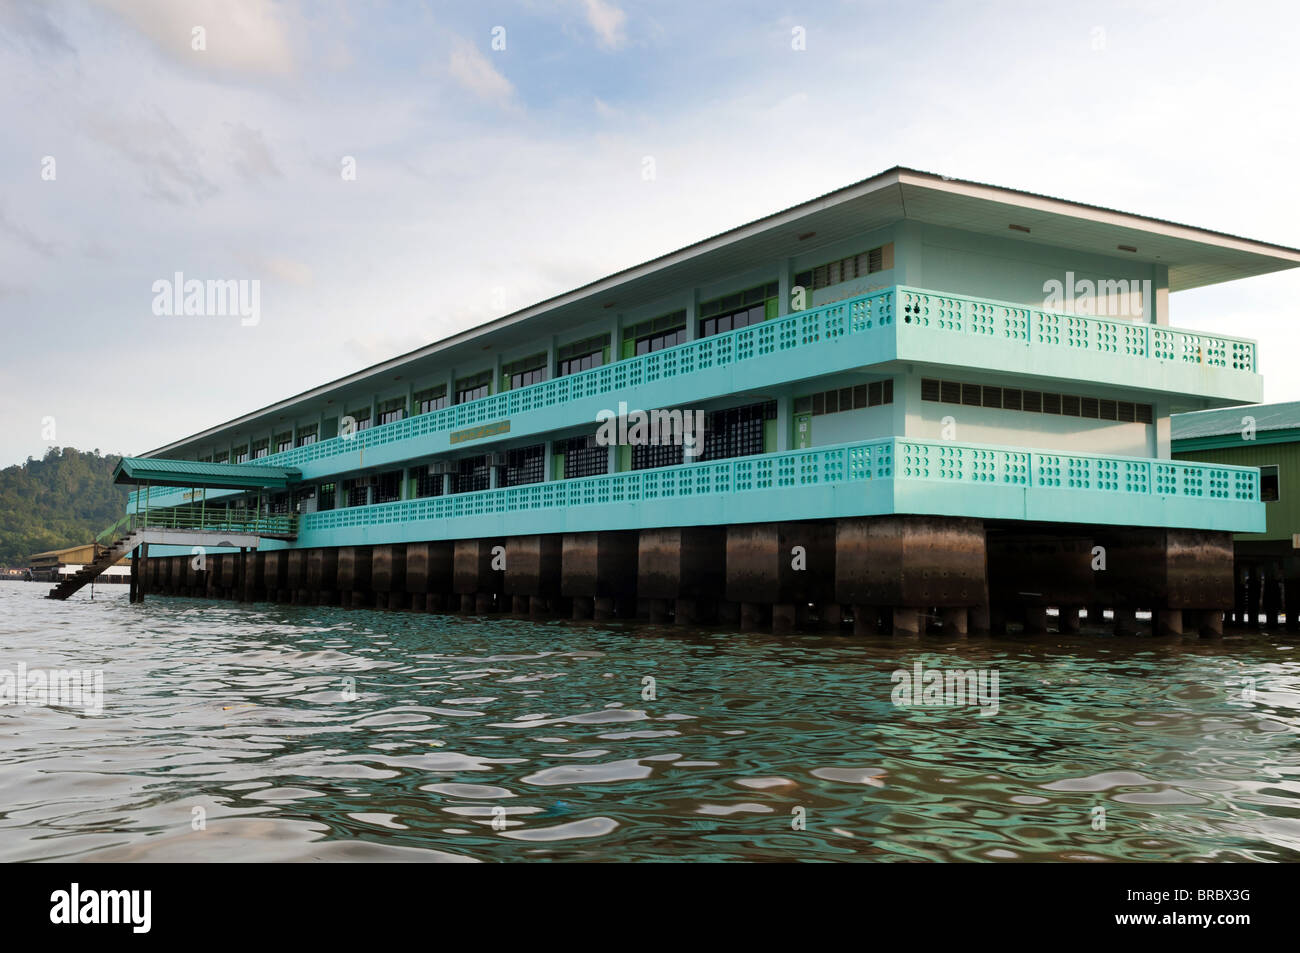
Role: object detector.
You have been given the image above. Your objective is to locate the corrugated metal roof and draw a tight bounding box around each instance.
[1172,401,1300,440]
[113,457,302,489]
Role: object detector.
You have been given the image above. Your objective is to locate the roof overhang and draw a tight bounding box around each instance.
[114,456,302,490]
[144,166,1300,457]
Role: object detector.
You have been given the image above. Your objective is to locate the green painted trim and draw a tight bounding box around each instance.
[763,417,777,452]
[1173,428,1300,452]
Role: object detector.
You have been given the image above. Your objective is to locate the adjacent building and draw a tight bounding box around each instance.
[1174,401,1300,629]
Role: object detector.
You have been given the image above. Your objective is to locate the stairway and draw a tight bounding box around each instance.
[46,531,143,600]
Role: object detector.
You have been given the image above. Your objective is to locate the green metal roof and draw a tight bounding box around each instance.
[113,456,302,490]
[1172,401,1300,449]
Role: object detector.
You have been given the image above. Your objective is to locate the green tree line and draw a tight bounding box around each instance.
[0,448,128,566]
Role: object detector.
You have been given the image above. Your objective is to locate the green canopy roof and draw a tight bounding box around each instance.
[113,456,302,490]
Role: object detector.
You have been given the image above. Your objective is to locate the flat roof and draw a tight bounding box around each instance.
[146,166,1300,457]
[114,456,302,490]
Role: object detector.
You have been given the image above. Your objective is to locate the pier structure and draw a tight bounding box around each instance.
[110,168,1300,632]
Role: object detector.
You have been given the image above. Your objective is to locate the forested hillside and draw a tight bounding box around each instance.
[0,448,127,565]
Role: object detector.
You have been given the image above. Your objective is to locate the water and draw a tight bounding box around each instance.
[1,582,1298,862]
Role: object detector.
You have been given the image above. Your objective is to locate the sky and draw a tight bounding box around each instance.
[1,0,1298,468]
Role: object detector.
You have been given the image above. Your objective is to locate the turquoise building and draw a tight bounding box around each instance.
[105,168,1300,634]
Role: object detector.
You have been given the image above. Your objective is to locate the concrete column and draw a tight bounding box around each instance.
[1059,606,1082,634]
[562,531,638,616]
[504,534,562,605]
[307,547,339,605]
[939,606,968,637]
[1156,608,1184,637]
[1023,606,1048,635]
[890,607,923,636]
[337,546,373,608]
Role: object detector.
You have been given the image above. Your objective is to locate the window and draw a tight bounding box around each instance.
[455,371,492,404]
[562,435,608,478]
[275,432,293,454]
[378,398,406,426]
[347,408,372,432]
[251,439,269,460]
[920,377,1153,424]
[557,336,608,377]
[503,354,547,390]
[414,386,448,414]
[296,425,318,447]
[451,455,490,493]
[501,445,544,487]
[233,449,248,464]
[410,465,445,498]
[343,477,370,508]
[630,401,776,470]
[375,470,402,504]
[1261,465,1280,502]
[698,281,778,338]
[700,401,776,462]
[293,486,316,513]
[795,380,893,416]
[318,482,336,511]
[269,493,289,515]
[623,311,686,356]
[214,451,229,464]
[197,455,213,464]
[794,243,892,291]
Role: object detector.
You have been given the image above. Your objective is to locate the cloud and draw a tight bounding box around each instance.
[446,35,515,107]
[92,0,296,76]
[227,122,282,182]
[85,108,218,205]
[0,0,77,56]
[0,205,58,259]
[580,0,628,50]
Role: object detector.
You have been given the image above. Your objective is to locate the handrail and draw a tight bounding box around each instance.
[130,283,1261,510]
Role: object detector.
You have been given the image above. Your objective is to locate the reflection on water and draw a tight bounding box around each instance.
[0,582,1297,862]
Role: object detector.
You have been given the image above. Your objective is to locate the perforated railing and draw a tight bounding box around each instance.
[296,438,1258,535]
[896,287,1256,371]
[133,285,1258,511]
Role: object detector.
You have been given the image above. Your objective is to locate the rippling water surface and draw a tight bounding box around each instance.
[1,582,1298,862]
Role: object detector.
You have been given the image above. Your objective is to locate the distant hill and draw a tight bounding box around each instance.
[0,448,128,566]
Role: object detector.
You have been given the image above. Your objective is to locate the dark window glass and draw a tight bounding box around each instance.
[318,483,335,511]
[982,386,1002,409]
[1062,395,1080,417]
[455,372,492,404]
[451,456,490,493]
[1135,404,1153,424]
[961,384,982,407]
[344,478,370,508]
[698,401,773,463]
[1042,393,1061,414]
[415,388,448,414]
[854,384,869,408]
[296,427,318,447]
[1003,388,1022,411]
[1117,402,1136,423]
[564,436,608,479]
[501,445,544,487]
[940,381,961,404]
[921,378,941,402]
[1261,465,1280,502]
[378,405,405,425]
[234,450,248,464]
[411,465,444,498]
[374,470,402,504]
[1023,391,1042,413]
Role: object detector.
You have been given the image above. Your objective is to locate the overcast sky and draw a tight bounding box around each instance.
[1,0,1298,467]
